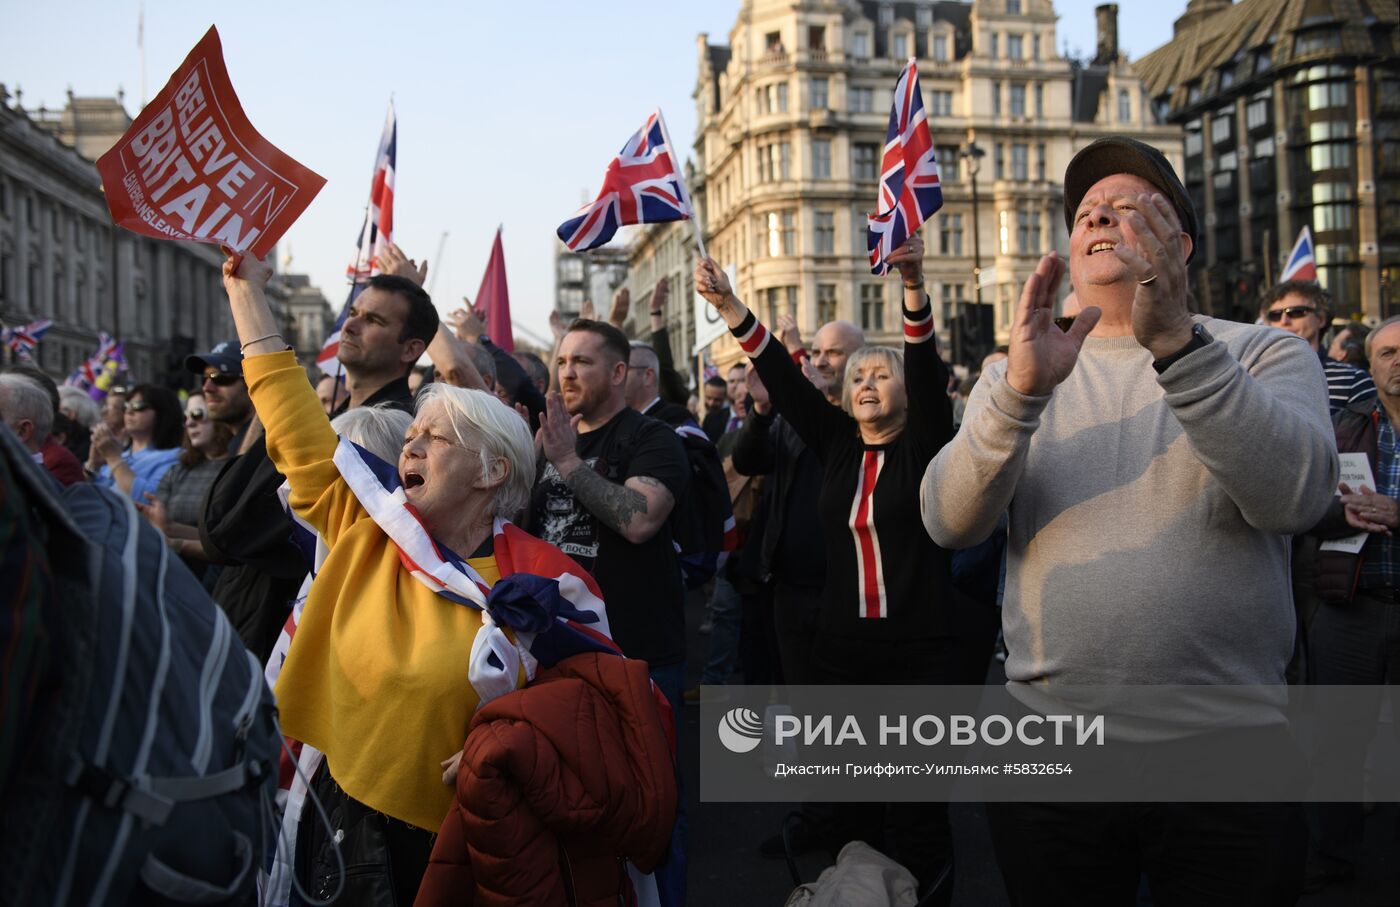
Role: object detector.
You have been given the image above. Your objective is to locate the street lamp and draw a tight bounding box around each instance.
[959,141,987,365]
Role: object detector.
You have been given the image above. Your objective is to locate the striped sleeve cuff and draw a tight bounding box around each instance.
[903,300,934,344]
[731,312,772,358]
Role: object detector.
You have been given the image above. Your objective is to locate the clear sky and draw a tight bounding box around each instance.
[6,0,1185,342]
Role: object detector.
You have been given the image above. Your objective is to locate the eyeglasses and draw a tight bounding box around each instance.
[203,371,241,387]
[124,401,151,413]
[1265,306,1316,323]
[185,409,208,422]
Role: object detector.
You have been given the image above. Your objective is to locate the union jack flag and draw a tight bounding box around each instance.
[318,102,396,374]
[65,332,123,392]
[1280,224,1317,283]
[866,59,943,275]
[557,109,693,251]
[2,319,53,357]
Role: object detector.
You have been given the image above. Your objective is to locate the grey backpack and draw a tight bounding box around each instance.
[0,428,280,907]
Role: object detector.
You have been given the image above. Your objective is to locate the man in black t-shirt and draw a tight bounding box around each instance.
[530,318,691,907]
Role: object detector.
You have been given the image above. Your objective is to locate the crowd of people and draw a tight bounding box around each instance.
[1,134,1395,906]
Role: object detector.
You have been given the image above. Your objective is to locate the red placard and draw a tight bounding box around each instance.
[96,26,325,258]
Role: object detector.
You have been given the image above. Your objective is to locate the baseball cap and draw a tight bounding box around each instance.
[184,339,244,378]
[1063,137,1197,263]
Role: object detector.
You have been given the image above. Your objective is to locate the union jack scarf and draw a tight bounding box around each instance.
[866,59,943,275]
[263,437,634,906]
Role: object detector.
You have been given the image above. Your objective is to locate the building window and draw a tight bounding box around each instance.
[1036,142,1047,181]
[994,143,1005,180]
[930,90,953,117]
[759,82,789,114]
[850,86,874,113]
[992,81,1002,116]
[933,35,949,61]
[767,288,800,324]
[759,141,792,182]
[814,211,835,254]
[1010,84,1026,117]
[1313,203,1354,233]
[1219,67,1235,91]
[852,31,869,58]
[1309,142,1352,171]
[1034,83,1044,117]
[765,31,784,53]
[936,145,961,180]
[1007,0,1022,12]
[808,25,826,51]
[0,179,8,218]
[916,7,932,27]
[767,210,796,256]
[878,5,894,26]
[1308,82,1348,111]
[1210,110,1233,145]
[1118,89,1131,123]
[1017,207,1041,253]
[939,213,964,256]
[1295,28,1342,55]
[940,283,967,326]
[1253,136,1275,159]
[853,143,879,180]
[990,32,999,59]
[1008,34,1023,60]
[1245,90,1271,130]
[812,139,832,179]
[1011,144,1028,181]
[817,283,838,323]
[860,284,885,331]
[1309,120,1351,142]
[1033,34,1041,60]
[811,77,829,110]
[893,32,908,60]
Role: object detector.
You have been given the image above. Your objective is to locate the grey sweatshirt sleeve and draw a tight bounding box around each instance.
[1156,324,1338,534]
[920,362,1051,548]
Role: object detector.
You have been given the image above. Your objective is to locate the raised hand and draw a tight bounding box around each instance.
[449,304,485,343]
[884,234,926,286]
[221,251,273,292]
[799,356,830,397]
[1005,253,1101,397]
[377,241,429,286]
[650,277,669,315]
[776,312,803,353]
[608,287,630,329]
[580,299,596,321]
[1113,193,1194,359]
[745,364,772,415]
[549,309,569,341]
[536,392,582,473]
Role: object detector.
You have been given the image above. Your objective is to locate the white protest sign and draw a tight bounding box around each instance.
[693,264,737,355]
[1319,452,1377,554]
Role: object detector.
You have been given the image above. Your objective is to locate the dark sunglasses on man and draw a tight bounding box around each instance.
[1265,305,1316,323]
[203,370,241,387]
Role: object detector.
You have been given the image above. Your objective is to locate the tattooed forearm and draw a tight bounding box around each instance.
[564,463,650,537]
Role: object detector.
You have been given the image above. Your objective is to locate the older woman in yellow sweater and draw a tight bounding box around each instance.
[222,254,614,904]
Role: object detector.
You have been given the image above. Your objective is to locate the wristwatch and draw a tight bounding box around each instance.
[1152,323,1213,374]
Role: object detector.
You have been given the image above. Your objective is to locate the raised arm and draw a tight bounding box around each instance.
[885,233,952,453]
[693,258,850,455]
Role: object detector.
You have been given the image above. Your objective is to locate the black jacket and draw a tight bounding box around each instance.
[731,408,824,589]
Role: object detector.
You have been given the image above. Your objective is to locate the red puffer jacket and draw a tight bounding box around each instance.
[414,653,676,907]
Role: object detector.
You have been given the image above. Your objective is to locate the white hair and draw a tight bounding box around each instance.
[59,385,102,428]
[330,405,413,464]
[0,374,54,446]
[414,382,536,520]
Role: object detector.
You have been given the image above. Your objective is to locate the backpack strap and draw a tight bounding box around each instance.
[139,832,255,905]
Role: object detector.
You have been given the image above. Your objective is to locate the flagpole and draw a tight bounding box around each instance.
[653,108,707,261]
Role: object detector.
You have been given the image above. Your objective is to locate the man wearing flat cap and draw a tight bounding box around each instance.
[922,137,1338,903]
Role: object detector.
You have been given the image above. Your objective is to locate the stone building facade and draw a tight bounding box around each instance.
[0,88,333,386]
[1137,0,1400,321]
[691,0,1183,366]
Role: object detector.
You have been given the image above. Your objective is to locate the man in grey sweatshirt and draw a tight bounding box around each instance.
[920,137,1337,905]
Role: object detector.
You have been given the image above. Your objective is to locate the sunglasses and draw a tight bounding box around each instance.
[1265,306,1316,323]
[185,409,208,422]
[124,401,151,413]
[203,371,241,387]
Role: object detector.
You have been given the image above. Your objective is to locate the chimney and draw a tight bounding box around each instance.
[1094,4,1119,65]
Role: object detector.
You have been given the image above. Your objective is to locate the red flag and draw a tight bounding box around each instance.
[474,227,514,352]
[95,26,325,259]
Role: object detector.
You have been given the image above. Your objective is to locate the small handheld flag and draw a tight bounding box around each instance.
[866,59,943,275]
[1279,225,1317,283]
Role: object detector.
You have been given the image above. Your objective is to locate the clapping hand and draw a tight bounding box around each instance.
[1113,193,1193,359]
[1339,482,1398,535]
[535,392,582,474]
[1005,253,1101,396]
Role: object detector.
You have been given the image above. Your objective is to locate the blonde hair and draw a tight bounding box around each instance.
[840,345,905,417]
[414,383,536,520]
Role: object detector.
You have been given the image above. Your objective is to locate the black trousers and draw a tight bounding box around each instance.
[1307,588,1400,865]
[771,581,821,685]
[807,632,961,904]
[985,801,1307,907]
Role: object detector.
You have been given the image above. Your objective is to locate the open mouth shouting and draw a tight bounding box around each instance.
[403,469,426,491]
